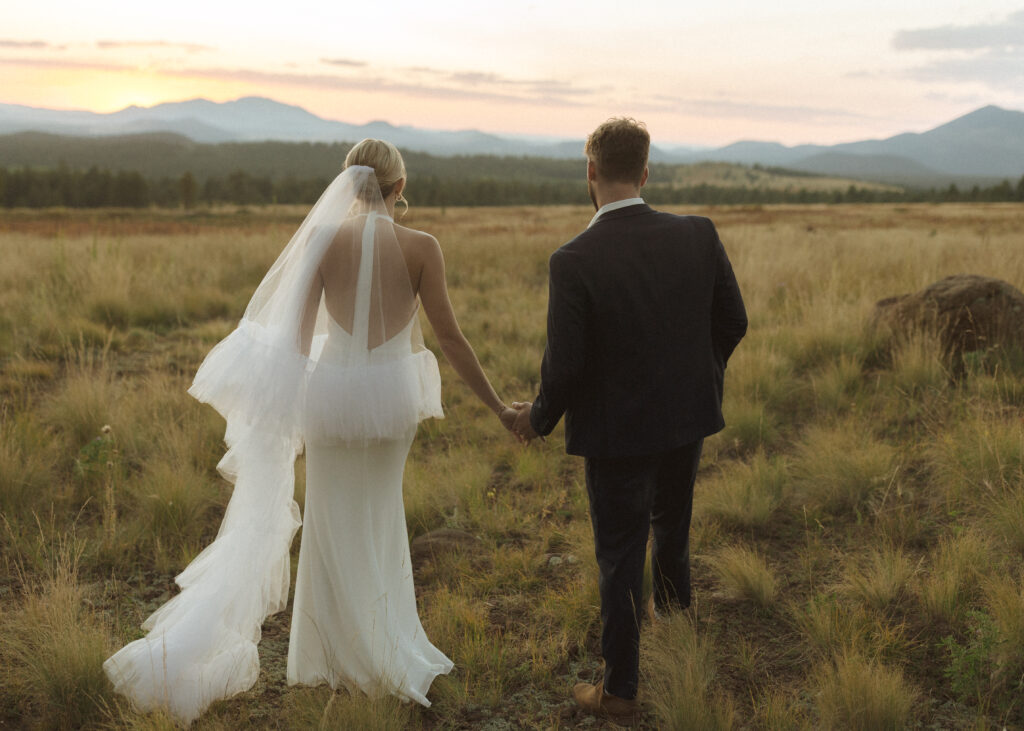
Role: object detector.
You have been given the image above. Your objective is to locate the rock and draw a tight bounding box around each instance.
[872,274,1024,361]
[410,528,481,563]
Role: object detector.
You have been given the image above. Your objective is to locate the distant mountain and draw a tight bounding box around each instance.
[777,152,944,183]
[1,96,1022,183]
[679,105,1024,183]
[0,96,701,162]
[0,97,574,158]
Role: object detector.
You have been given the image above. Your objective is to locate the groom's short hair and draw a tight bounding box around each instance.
[585,118,650,185]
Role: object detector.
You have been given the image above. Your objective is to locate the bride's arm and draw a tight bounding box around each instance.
[417,234,516,426]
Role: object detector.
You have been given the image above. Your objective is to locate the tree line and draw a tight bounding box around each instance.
[2,165,1024,209]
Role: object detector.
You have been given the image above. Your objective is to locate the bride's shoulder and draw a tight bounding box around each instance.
[393,221,432,238]
[394,223,440,249]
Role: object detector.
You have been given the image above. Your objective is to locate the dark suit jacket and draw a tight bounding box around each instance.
[529,203,747,458]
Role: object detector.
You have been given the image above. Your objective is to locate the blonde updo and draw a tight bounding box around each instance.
[344,138,407,214]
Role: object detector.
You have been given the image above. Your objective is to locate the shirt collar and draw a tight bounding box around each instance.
[587,197,646,229]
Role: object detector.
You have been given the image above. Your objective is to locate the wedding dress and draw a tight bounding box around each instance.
[103,167,451,723]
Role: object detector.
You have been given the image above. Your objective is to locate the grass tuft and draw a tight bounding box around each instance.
[700,450,787,531]
[708,544,778,609]
[0,532,116,729]
[643,614,737,730]
[918,532,990,624]
[792,420,897,516]
[815,651,917,730]
[839,544,918,611]
[283,686,416,730]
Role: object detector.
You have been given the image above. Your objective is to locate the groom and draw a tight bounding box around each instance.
[513,117,747,723]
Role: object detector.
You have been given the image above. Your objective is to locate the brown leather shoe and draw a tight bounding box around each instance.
[573,680,641,726]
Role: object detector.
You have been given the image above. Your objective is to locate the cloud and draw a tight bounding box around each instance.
[894,10,1024,90]
[445,70,594,99]
[905,48,1024,88]
[0,50,595,107]
[648,95,873,124]
[170,65,598,107]
[0,56,131,72]
[893,10,1024,51]
[321,58,367,68]
[97,40,213,53]
[0,39,50,49]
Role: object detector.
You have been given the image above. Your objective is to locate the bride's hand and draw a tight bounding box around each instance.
[498,406,519,435]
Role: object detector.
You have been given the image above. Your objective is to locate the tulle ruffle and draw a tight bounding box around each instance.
[187,319,309,440]
[102,428,301,724]
[187,319,444,444]
[304,349,443,443]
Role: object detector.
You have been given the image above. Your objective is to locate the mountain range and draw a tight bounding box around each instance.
[1,97,1023,185]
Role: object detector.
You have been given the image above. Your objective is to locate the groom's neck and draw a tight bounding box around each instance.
[592,182,642,209]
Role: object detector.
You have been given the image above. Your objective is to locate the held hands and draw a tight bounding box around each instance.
[510,401,540,444]
[497,402,540,444]
[498,406,519,436]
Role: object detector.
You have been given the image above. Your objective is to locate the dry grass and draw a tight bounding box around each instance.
[708,544,779,609]
[791,596,871,658]
[1,202,1023,728]
[814,651,918,730]
[838,544,918,612]
[918,531,990,624]
[699,450,787,531]
[791,419,898,517]
[0,532,116,729]
[283,686,416,730]
[642,614,737,730]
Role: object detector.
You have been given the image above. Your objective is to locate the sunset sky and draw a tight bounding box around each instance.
[3,1,1023,147]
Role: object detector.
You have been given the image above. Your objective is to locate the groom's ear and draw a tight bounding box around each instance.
[587,160,597,182]
[639,166,649,188]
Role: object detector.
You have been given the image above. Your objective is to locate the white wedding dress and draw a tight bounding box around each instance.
[103,169,451,723]
[287,228,452,703]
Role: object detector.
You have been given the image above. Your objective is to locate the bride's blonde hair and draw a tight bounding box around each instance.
[344,138,408,215]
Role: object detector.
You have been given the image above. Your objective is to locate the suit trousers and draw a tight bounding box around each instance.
[584,438,703,700]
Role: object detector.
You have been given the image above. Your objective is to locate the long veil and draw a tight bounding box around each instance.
[103,166,442,723]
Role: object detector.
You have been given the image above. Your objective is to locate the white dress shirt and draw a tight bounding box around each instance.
[587,197,646,229]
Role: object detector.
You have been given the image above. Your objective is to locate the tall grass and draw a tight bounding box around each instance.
[643,615,737,730]
[708,544,778,609]
[839,544,918,611]
[282,687,416,730]
[0,532,116,729]
[1,203,1023,728]
[918,531,990,624]
[699,450,787,531]
[984,577,1024,695]
[791,419,898,517]
[815,651,917,730]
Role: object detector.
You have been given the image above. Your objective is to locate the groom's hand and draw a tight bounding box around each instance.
[498,407,520,436]
[511,402,540,444]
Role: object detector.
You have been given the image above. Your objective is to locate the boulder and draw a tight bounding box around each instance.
[872,274,1024,360]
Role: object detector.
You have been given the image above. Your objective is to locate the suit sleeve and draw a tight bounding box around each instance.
[530,249,587,437]
[709,223,748,366]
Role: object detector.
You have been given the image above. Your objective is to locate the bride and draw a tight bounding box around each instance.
[103,139,518,722]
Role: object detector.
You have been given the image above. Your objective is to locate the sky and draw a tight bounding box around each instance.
[2,1,1024,147]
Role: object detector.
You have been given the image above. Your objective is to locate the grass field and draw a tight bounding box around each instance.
[1,202,1023,729]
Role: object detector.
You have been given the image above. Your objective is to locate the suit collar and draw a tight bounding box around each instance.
[588,201,652,228]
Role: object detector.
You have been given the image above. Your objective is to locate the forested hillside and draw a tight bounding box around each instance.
[1,132,1022,208]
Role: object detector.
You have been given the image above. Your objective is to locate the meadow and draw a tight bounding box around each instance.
[1,201,1023,729]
